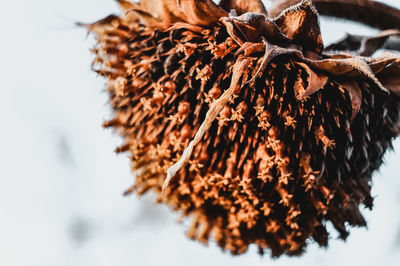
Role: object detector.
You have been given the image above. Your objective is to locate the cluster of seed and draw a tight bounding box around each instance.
[92,17,400,256]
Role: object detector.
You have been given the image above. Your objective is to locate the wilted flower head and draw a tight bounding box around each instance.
[85,0,400,257]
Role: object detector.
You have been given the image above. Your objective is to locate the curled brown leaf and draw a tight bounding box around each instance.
[376,62,400,97]
[294,62,328,100]
[274,0,323,53]
[326,30,400,56]
[221,13,289,45]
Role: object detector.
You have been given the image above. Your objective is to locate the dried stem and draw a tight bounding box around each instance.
[270,0,400,30]
[163,57,251,194]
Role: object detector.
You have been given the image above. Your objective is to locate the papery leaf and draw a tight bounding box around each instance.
[126,9,165,28]
[234,42,265,56]
[219,0,268,15]
[117,0,139,13]
[117,0,184,28]
[246,41,304,83]
[221,13,289,45]
[177,0,228,26]
[78,15,121,36]
[118,0,227,28]
[166,22,205,33]
[335,79,362,119]
[235,39,398,95]
[304,54,387,92]
[274,0,323,53]
[220,16,252,45]
[117,0,180,27]
[326,30,400,56]
[365,52,400,73]
[294,62,328,100]
[376,62,400,97]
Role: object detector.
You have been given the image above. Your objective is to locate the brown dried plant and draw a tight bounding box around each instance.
[84,0,400,257]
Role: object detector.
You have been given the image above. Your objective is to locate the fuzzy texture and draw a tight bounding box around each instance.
[86,0,400,257]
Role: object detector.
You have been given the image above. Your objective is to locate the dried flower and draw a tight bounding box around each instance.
[85,0,400,257]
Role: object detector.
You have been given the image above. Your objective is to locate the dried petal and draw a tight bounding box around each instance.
[221,13,289,45]
[274,0,323,53]
[177,0,228,26]
[78,15,120,36]
[377,62,400,97]
[294,62,328,100]
[304,54,387,92]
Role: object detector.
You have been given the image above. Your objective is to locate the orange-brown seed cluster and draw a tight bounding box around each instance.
[88,0,400,257]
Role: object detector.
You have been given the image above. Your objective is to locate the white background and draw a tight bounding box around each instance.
[0,1,399,265]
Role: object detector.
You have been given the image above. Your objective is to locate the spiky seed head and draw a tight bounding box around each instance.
[86,0,400,257]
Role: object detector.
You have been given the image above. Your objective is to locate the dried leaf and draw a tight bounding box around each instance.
[166,22,205,33]
[177,0,228,26]
[294,62,328,100]
[221,13,289,45]
[365,52,400,73]
[244,40,302,83]
[304,54,387,92]
[117,0,183,28]
[273,0,323,53]
[234,40,393,95]
[125,9,165,28]
[376,63,400,97]
[235,41,392,95]
[326,29,400,56]
[77,15,120,36]
[117,0,139,13]
[118,0,228,28]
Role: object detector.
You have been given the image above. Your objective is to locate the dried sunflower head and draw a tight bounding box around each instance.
[85,0,400,257]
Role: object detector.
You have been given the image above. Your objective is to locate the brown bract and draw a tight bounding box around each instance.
[86,0,400,257]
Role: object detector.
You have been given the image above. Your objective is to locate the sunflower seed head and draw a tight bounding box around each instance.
[87,0,400,257]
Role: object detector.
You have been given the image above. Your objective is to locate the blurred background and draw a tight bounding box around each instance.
[1,0,400,265]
